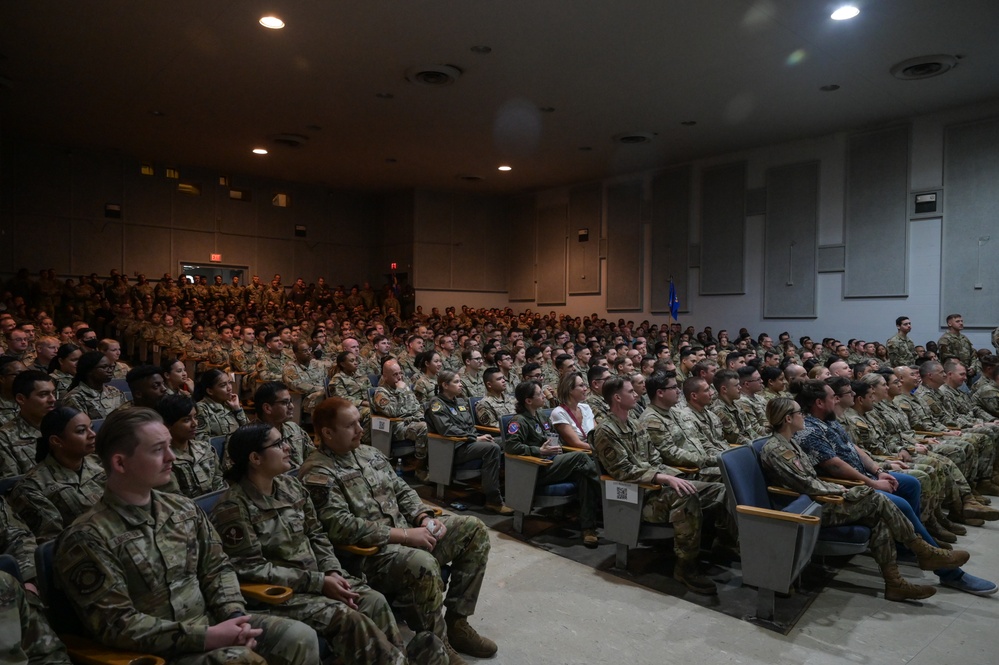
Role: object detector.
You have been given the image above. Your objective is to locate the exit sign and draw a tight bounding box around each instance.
[390,262,397,270]
[210,253,222,262]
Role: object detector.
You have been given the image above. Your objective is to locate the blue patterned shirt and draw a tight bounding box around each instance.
[794,415,875,479]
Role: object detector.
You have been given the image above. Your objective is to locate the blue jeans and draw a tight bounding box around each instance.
[877,472,961,581]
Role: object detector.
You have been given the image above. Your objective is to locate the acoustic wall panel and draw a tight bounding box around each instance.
[507,197,536,300]
[536,205,567,305]
[942,116,999,328]
[699,162,746,295]
[172,167,217,231]
[844,124,910,297]
[650,167,691,313]
[764,162,818,318]
[413,191,453,290]
[567,184,602,295]
[606,181,643,310]
[817,245,846,273]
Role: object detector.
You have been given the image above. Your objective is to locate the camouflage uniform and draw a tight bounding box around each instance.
[411,373,436,408]
[184,339,214,375]
[737,394,769,435]
[210,475,443,665]
[584,394,611,429]
[973,376,999,419]
[255,352,287,383]
[0,395,20,426]
[299,445,491,645]
[503,410,600,529]
[938,330,981,376]
[281,361,327,414]
[156,438,225,499]
[328,371,372,426]
[895,391,988,483]
[8,454,105,544]
[195,399,248,441]
[397,354,418,383]
[710,398,765,446]
[593,413,709,561]
[276,420,316,469]
[372,384,428,459]
[474,394,516,429]
[887,333,916,367]
[425,395,505,506]
[56,490,320,664]
[439,353,462,374]
[916,385,998,481]
[0,416,40,477]
[0,570,71,664]
[230,344,264,375]
[650,405,724,480]
[759,388,787,404]
[60,383,126,420]
[1,496,37,583]
[208,341,237,370]
[49,371,73,401]
[760,432,921,567]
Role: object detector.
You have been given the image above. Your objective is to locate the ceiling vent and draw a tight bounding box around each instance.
[271,133,309,148]
[406,65,462,86]
[613,132,655,144]
[890,54,959,80]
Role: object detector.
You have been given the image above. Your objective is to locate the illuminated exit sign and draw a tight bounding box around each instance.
[210,253,222,262]
[390,262,397,270]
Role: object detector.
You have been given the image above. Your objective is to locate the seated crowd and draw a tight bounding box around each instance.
[2,268,999,663]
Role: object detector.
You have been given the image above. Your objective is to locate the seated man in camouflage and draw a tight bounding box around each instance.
[253,381,316,468]
[0,568,71,664]
[473,367,516,429]
[595,376,718,595]
[710,369,766,446]
[0,370,57,476]
[55,407,319,665]
[372,359,430,479]
[300,397,496,665]
[281,340,328,416]
[973,355,999,419]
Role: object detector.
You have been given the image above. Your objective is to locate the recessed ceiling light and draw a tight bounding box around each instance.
[830,6,860,20]
[470,45,492,54]
[150,110,165,117]
[498,165,512,172]
[819,84,840,92]
[259,16,285,29]
[252,148,268,155]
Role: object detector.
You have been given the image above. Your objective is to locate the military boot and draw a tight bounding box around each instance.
[881,563,937,602]
[976,479,999,496]
[961,497,999,521]
[442,640,468,665]
[414,456,430,483]
[925,515,957,543]
[446,615,498,659]
[937,511,967,536]
[907,538,970,571]
[674,559,718,595]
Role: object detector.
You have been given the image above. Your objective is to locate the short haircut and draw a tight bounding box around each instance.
[646,370,676,396]
[682,377,706,400]
[312,396,352,435]
[759,366,782,385]
[794,379,830,413]
[895,316,909,327]
[712,368,739,391]
[126,364,164,392]
[264,331,281,345]
[254,381,289,414]
[482,367,503,384]
[736,365,759,381]
[155,393,196,427]
[95,407,163,469]
[494,349,512,363]
[946,313,961,323]
[852,380,872,399]
[587,365,610,385]
[691,360,714,377]
[13,370,54,399]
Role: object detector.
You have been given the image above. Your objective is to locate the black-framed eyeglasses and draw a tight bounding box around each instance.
[260,435,291,452]
[271,398,294,407]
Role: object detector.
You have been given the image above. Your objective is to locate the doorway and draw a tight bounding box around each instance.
[180,262,248,285]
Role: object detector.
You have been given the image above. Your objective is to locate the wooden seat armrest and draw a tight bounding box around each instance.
[736,505,822,525]
[562,446,592,455]
[427,433,466,442]
[475,425,501,435]
[674,466,698,474]
[818,476,864,487]
[599,474,661,491]
[240,583,293,604]
[335,544,379,556]
[427,506,444,517]
[815,495,845,504]
[505,453,553,466]
[914,430,946,437]
[61,634,167,665]
[372,415,404,422]
[766,486,801,497]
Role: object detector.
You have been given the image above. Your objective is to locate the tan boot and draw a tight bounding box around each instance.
[938,512,967,536]
[881,562,937,601]
[925,515,957,543]
[674,559,718,595]
[442,639,468,665]
[962,497,999,521]
[976,479,999,496]
[907,538,970,570]
[414,457,430,482]
[446,615,497,659]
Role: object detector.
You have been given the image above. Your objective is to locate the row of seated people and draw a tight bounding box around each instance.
[4,345,999,661]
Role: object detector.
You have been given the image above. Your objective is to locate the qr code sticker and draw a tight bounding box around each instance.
[616,486,628,500]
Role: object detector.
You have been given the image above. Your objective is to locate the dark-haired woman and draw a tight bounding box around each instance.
[48,343,81,399]
[194,368,248,441]
[411,351,441,407]
[503,380,601,547]
[154,393,224,498]
[210,423,444,665]
[9,406,105,543]
[60,351,126,419]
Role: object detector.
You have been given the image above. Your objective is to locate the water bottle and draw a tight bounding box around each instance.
[395,458,404,477]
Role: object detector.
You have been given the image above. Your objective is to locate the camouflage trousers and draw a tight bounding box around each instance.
[360,514,490,642]
[822,485,917,567]
[539,451,601,530]
[250,583,422,665]
[640,480,720,562]
[392,420,428,459]
[169,614,319,665]
[927,437,980,485]
[0,573,70,664]
[686,470,735,535]
[915,450,973,505]
[890,463,943,520]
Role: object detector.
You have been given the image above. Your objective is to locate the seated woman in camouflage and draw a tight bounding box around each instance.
[154,393,225,498]
[211,423,444,665]
[194,369,248,441]
[412,350,442,407]
[328,351,372,434]
[9,406,105,544]
[59,351,126,419]
[47,343,81,400]
[161,356,194,396]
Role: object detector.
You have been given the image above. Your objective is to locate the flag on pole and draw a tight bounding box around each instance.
[668,278,680,321]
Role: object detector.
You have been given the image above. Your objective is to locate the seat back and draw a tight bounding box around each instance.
[368,374,380,389]
[469,397,483,425]
[194,489,227,514]
[90,418,105,433]
[209,436,226,461]
[718,444,773,514]
[0,475,23,496]
[498,414,516,443]
[0,553,21,580]
[36,540,87,636]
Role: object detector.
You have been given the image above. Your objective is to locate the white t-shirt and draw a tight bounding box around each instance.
[550,403,595,443]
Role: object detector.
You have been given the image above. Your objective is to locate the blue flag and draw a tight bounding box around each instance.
[668,279,680,321]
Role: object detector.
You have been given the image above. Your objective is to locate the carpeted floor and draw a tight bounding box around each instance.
[413,482,839,635]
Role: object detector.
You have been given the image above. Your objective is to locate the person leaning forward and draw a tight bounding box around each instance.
[54,407,320,665]
[299,397,496,665]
